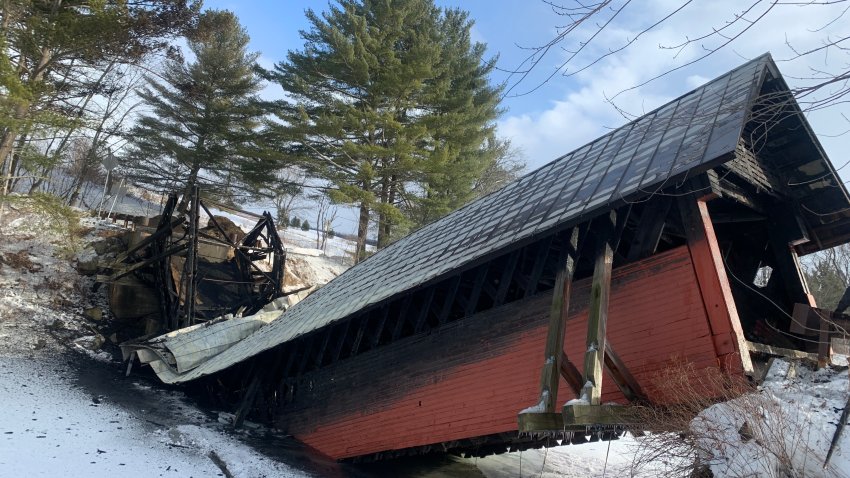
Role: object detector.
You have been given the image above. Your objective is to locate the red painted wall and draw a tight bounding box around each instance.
[278,246,739,459]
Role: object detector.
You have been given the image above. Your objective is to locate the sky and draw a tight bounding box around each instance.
[203,0,850,233]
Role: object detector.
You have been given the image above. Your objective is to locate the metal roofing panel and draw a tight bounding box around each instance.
[174,54,773,382]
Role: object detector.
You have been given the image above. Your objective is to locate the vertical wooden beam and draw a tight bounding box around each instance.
[413,287,436,333]
[627,196,672,261]
[678,193,754,374]
[536,227,580,411]
[582,211,616,405]
[391,295,413,340]
[768,212,817,312]
[464,265,489,317]
[495,251,520,306]
[437,276,461,325]
[370,306,389,347]
[524,236,554,298]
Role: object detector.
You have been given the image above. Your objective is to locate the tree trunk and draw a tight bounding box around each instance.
[355,199,370,264]
[377,173,390,249]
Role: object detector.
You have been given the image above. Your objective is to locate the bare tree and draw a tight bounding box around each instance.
[505,1,849,119]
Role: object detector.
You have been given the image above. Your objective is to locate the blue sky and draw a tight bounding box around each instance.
[203,0,850,232]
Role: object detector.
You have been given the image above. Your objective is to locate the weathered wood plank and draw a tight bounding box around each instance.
[678,191,754,374]
[603,342,648,403]
[583,211,616,405]
[537,227,580,412]
[627,196,672,261]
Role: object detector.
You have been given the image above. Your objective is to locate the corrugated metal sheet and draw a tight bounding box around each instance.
[175,54,772,382]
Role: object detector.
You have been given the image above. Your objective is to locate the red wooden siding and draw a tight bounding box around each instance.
[278,245,743,459]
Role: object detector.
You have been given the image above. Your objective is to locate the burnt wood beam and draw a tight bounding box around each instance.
[524,236,554,298]
[495,252,520,306]
[536,226,581,412]
[233,362,262,428]
[677,189,754,374]
[281,342,300,378]
[370,306,390,348]
[295,336,314,377]
[330,319,351,364]
[768,210,817,320]
[391,295,414,341]
[581,211,616,405]
[313,329,332,369]
[603,342,648,403]
[438,276,461,325]
[627,196,672,261]
[464,265,490,317]
[350,316,369,356]
[414,287,437,333]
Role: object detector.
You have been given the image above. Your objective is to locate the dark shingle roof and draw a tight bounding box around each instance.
[175,54,774,381]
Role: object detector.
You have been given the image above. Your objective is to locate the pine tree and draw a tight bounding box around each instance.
[262,0,503,260]
[124,10,270,209]
[0,1,199,214]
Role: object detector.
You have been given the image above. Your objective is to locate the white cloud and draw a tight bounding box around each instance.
[497,0,850,178]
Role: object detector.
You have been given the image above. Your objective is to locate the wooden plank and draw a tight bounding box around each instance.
[464,265,489,317]
[437,276,461,325]
[413,287,436,333]
[559,352,583,396]
[391,295,414,340]
[603,342,648,403]
[314,330,332,368]
[537,227,580,412]
[524,236,554,298]
[350,316,369,355]
[678,192,754,374]
[627,196,672,260]
[769,212,817,311]
[562,404,640,426]
[819,313,832,369]
[330,319,351,364]
[495,251,520,306]
[583,211,615,405]
[517,412,564,433]
[371,307,389,347]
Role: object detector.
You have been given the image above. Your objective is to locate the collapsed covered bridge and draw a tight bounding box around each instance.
[141,54,850,461]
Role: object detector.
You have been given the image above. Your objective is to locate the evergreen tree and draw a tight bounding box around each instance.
[262,0,502,260]
[124,10,270,209]
[0,1,199,208]
[301,220,311,231]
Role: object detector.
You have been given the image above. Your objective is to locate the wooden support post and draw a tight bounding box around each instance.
[559,352,583,396]
[350,316,368,355]
[678,191,754,374]
[371,307,389,347]
[581,211,616,405]
[535,227,580,412]
[391,295,413,340]
[768,212,817,316]
[524,236,554,298]
[627,196,672,261]
[182,185,200,328]
[603,342,647,403]
[464,265,489,317]
[413,287,436,333]
[437,276,461,325]
[495,251,520,306]
[819,313,832,369]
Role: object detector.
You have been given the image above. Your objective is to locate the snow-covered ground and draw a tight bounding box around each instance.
[0,356,304,477]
